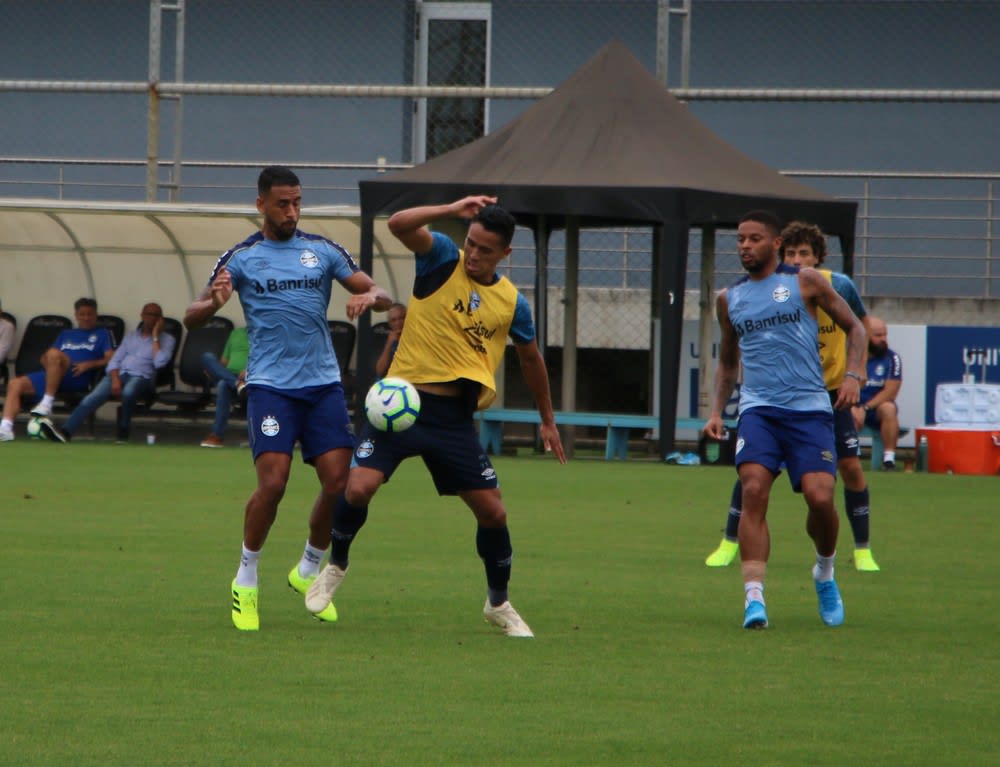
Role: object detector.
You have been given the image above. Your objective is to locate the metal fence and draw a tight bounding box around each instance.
[2,0,998,352]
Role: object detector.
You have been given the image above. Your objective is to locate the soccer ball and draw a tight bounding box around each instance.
[364,377,421,433]
[26,417,45,439]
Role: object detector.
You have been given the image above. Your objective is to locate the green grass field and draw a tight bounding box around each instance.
[1,442,997,766]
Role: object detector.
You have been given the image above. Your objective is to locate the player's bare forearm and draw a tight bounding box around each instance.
[516,342,566,463]
[185,269,232,329]
[388,196,497,253]
[345,283,392,320]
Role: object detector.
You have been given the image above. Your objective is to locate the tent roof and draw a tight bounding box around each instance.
[360,40,856,239]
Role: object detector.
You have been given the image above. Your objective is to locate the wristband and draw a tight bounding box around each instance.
[843,371,862,382]
[153,336,160,343]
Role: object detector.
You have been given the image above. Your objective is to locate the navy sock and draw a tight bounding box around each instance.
[476,525,513,606]
[725,479,743,540]
[330,494,368,569]
[843,486,870,547]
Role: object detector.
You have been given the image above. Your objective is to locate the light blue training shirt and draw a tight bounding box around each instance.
[726,263,831,415]
[209,231,360,390]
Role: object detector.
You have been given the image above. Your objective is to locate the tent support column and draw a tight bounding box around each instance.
[355,212,377,422]
[654,220,689,457]
[697,225,716,418]
[532,217,550,454]
[561,217,579,457]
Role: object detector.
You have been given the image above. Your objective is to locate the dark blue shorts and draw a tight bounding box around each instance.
[736,406,837,492]
[27,369,92,399]
[351,392,499,496]
[861,401,896,431]
[246,383,354,464]
[830,390,861,460]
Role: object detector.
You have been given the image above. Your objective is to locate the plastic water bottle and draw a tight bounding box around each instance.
[916,435,929,472]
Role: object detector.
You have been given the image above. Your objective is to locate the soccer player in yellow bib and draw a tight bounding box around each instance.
[306,195,566,637]
[705,220,881,573]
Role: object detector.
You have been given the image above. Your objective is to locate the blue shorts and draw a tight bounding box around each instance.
[862,401,896,431]
[246,383,354,464]
[26,369,92,399]
[830,391,861,460]
[351,392,499,496]
[736,406,837,492]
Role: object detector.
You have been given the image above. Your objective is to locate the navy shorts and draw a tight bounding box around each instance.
[861,401,896,431]
[27,369,91,399]
[830,390,861,460]
[351,391,499,496]
[735,406,837,492]
[246,383,354,464]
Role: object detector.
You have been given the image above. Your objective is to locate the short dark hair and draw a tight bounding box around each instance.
[780,221,827,264]
[258,166,301,196]
[738,210,784,237]
[74,297,98,312]
[474,205,516,248]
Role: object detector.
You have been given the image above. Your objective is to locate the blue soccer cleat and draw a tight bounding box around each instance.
[742,600,768,629]
[814,578,845,627]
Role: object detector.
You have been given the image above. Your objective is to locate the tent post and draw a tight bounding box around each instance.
[355,212,377,425]
[561,217,579,457]
[698,225,716,418]
[532,217,550,454]
[655,221,689,457]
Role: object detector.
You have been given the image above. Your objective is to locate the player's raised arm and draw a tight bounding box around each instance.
[388,195,499,254]
[185,268,233,329]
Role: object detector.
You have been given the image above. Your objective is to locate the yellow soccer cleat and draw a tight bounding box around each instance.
[231,579,260,631]
[854,548,881,572]
[705,538,739,567]
[288,566,338,623]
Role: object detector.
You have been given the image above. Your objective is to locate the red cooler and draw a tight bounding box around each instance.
[915,426,1000,476]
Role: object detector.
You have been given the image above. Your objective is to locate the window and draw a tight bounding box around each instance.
[413,2,491,162]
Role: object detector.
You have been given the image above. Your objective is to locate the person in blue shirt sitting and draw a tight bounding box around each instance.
[0,297,115,442]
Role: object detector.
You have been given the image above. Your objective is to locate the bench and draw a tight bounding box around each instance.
[475,408,711,460]
[860,425,911,470]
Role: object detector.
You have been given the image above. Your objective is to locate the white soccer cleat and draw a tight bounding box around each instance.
[30,401,52,418]
[0,429,14,442]
[305,563,347,614]
[483,599,534,638]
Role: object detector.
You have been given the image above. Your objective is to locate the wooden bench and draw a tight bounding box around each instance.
[860,425,911,470]
[475,408,711,460]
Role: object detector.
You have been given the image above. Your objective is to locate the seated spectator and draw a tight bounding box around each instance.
[0,298,15,376]
[43,303,176,443]
[0,297,115,442]
[199,325,249,448]
[374,302,407,378]
[853,316,903,470]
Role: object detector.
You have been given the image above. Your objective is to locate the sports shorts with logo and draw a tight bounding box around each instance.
[736,405,836,492]
[829,389,861,460]
[246,382,353,464]
[352,391,499,496]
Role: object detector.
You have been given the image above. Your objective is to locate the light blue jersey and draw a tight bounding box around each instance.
[727,264,830,415]
[209,231,360,389]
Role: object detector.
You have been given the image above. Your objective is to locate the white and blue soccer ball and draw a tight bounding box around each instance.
[364,377,421,433]
[26,417,45,439]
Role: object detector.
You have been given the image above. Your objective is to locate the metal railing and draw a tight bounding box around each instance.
[0,156,996,299]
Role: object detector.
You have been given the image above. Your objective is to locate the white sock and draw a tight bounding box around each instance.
[40,394,55,410]
[813,552,836,582]
[298,541,325,578]
[1,419,13,433]
[235,545,260,587]
[884,450,896,464]
[744,581,764,607]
